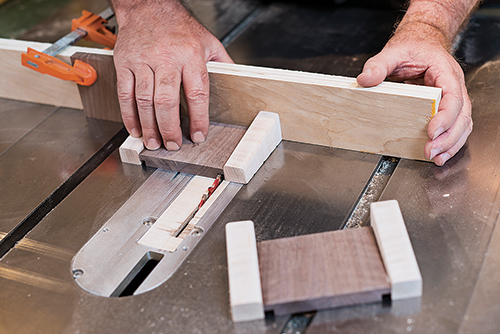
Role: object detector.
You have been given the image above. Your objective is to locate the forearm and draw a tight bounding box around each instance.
[110,0,188,27]
[396,0,481,49]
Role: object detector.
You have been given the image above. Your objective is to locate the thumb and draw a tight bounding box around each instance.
[357,52,398,87]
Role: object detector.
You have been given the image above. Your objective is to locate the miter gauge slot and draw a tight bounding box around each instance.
[71,170,241,297]
[342,156,399,229]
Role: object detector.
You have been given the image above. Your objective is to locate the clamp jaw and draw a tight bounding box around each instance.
[21,8,116,86]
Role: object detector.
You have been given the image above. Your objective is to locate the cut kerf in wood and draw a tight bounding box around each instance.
[225,221,265,322]
[370,200,422,300]
[224,111,282,184]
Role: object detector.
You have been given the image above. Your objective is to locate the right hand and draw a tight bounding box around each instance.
[112,0,233,150]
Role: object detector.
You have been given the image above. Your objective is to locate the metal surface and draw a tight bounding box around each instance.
[0,103,122,235]
[0,99,56,155]
[72,170,242,297]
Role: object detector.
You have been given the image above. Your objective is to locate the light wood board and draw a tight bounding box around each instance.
[224,111,282,184]
[206,62,441,161]
[0,38,111,109]
[225,221,265,322]
[257,227,390,315]
[370,200,422,300]
[2,41,440,160]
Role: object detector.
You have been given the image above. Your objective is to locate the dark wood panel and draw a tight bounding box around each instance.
[71,52,122,122]
[257,227,390,315]
[140,121,246,178]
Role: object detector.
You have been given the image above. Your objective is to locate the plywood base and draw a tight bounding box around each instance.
[257,227,390,316]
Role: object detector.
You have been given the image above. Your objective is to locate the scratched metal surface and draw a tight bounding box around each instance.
[0,105,122,235]
[306,6,500,334]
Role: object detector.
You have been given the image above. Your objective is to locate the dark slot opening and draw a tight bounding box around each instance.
[111,251,164,297]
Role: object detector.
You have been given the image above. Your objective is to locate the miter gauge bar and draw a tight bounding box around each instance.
[71,170,241,297]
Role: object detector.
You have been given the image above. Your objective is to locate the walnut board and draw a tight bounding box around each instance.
[257,227,390,315]
[139,120,247,178]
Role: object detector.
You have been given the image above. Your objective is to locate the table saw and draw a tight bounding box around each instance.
[2,0,500,333]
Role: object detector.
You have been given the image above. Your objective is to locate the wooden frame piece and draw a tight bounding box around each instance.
[119,136,144,165]
[370,200,422,300]
[224,111,282,184]
[2,39,441,160]
[225,221,265,322]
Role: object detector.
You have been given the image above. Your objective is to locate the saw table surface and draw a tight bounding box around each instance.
[2,1,500,333]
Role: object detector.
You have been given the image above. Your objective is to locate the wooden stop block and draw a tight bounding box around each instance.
[224,111,282,184]
[370,200,422,300]
[225,221,265,322]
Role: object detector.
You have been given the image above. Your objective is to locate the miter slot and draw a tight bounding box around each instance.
[111,251,164,297]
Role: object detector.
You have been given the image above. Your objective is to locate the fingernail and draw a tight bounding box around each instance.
[147,138,160,150]
[131,128,141,138]
[433,127,444,140]
[430,148,442,160]
[192,131,206,143]
[440,153,451,165]
[166,141,180,151]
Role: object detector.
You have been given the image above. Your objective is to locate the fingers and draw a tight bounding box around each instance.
[155,65,183,150]
[182,59,210,144]
[425,94,472,166]
[134,66,162,150]
[116,68,141,138]
[356,51,399,87]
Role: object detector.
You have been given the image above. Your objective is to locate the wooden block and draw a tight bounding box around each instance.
[206,62,441,161]
[257,227,390,315]
[0,38,111,109]
[71,52,122,122]
[224,111,282,184]
[370,200,422,300]
[119,136,144,165]
[225,221,265,322]
[139,121,247,178]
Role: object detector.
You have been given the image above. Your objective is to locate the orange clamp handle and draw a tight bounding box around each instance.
[72,10,116,49]
[21,48,97,86]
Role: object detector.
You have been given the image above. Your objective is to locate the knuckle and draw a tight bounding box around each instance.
[135,94,154,109]
[184,87,209,104]
[155,94,180,109]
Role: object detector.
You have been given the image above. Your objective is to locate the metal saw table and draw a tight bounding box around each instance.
[2,1,500,333]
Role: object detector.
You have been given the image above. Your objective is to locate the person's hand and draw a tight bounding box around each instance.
[112,0,233,150]
[357,22,473,166]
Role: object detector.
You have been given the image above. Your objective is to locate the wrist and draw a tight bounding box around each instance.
[111,0,185,27]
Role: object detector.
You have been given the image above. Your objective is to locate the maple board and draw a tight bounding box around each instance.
[257,227,390,315]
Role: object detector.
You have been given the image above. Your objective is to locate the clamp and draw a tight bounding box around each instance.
[21,7,116,86]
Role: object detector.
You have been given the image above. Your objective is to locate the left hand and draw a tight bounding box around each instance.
[357,22,473,166]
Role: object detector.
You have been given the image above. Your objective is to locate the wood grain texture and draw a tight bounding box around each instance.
[206,62,441,161]
[119,136,144,165]
[0,38,111,109]
[370,200,422,300]
[139,121,247,178]
[257,227,390,315]
[71,52,122,122]
[138,176,216,252]
[224,111,282,184]
[226,221,265,322]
